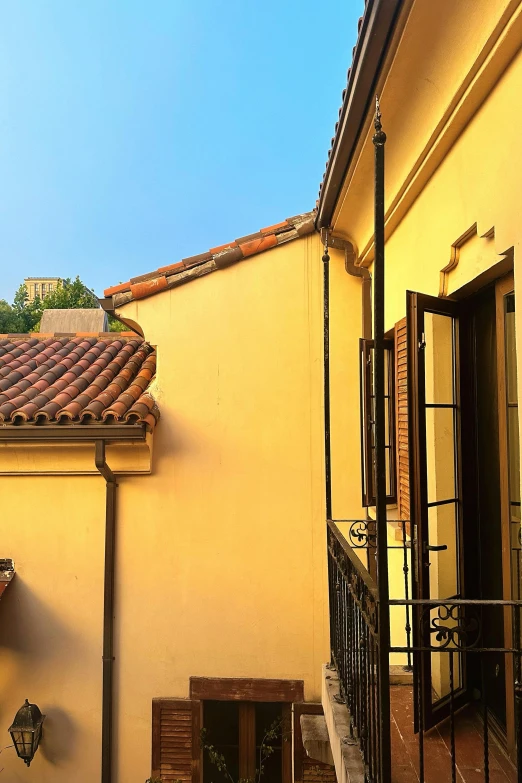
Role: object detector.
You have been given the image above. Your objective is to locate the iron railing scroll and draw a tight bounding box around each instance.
[389,598,522,783]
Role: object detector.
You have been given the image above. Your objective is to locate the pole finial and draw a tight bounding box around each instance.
[322,228,330,263]
[373,95,387,146]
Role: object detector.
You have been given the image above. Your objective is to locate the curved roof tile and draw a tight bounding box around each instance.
[0,334,158,430]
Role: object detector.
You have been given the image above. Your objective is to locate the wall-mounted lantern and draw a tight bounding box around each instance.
[9,700,45,766]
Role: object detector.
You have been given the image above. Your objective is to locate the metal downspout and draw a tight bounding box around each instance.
[321,231,372,340]
[95,440,117,783]
[323,234,332,522]
[321,230,371,525]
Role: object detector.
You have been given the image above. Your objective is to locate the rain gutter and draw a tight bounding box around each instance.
[316,0,403,230]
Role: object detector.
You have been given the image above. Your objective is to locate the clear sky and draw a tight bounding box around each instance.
[0,0,364,303]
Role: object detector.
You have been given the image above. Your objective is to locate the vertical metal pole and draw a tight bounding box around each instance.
[323,235,333,521]
[373,96,392,783]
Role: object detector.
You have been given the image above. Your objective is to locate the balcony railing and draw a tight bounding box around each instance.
[327,519,522,783]
[327,519,385,781]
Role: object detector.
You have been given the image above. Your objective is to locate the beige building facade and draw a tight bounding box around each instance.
[24,277,61,302]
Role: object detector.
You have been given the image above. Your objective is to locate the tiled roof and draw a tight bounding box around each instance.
[318,3,369,203]
[104,211,315,306]
[0,333,158,430]
[316,0,402,225]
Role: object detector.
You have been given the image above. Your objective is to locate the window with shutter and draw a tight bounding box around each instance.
[360,338,397,506]
[152,698,201,783]
[394,318,410,523]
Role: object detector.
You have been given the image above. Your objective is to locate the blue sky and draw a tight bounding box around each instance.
[0,0,364,302]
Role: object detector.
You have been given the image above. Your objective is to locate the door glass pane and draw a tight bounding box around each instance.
[425,407,456,504]
[427,501,462,704]
[424,312,454,405]
[508,407,520,504]
[505,292,522,606]
[427,502,459,599]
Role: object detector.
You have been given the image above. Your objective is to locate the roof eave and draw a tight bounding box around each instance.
[316,0,403,230]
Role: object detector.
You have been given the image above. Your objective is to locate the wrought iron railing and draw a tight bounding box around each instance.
[327,519,385,782]
[328,518,522,783]
[389,597,522,783]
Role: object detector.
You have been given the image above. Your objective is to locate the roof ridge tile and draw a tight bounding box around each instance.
[104,210,316,304]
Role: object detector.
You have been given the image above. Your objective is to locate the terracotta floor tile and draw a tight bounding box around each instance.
[487,745,518,783]
[456,768,517,783]
[403,737,461,782]
[392,763,420,783]
[389,687,517,783]
[391,687,417,741]
[438,721,501,771]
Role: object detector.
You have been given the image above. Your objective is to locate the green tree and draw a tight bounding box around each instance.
[0,299,23,333]
[12,284,44,332]
[8,276,127,333]
[41,276,99,310]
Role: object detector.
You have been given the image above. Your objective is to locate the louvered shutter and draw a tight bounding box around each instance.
[152,698,201,782]
[395,317,410,521]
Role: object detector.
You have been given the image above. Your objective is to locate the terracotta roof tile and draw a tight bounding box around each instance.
[239,234,278,257]
[0,334,158,431]
[104,211,316,305]
[130,277,169,300]
[181,251,213,269]
[260,221,289,235]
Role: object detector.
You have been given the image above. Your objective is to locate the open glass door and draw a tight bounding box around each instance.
[407,291,464,730]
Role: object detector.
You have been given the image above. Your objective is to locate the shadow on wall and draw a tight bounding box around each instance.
[0,577,79,661]
[39,707,78,765]
[0,577,83,765]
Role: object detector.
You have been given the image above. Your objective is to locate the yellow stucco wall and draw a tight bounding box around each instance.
[381,42,522,332]
[0,232,364,781]
[0,476,105,782]
[113,233,364,781]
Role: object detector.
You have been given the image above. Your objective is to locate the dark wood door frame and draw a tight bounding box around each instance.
[408,275,518,746]
[496,272,517,758]
[408,291,466,730]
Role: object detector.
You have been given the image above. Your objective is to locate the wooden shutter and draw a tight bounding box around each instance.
[395,317,410,521]
[294,704,337,783]
[152,698,201,782]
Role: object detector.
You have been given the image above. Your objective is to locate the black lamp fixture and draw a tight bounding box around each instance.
[9,699,45,766]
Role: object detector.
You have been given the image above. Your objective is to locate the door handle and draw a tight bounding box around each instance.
[424,543,448,552]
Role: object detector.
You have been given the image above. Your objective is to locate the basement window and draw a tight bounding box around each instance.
[202,701,287,783]
[360,338,397,507]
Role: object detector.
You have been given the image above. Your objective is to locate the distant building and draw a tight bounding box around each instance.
[24,277,61,302]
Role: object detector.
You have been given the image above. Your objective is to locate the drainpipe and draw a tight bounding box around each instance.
[321,230,372,524]
[95,440,117,783]
[322,234,332,522]
[321,230,372,340]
